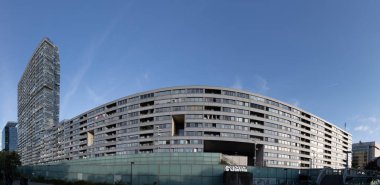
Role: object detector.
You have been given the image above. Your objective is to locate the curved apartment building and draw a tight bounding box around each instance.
[63,86,352,169]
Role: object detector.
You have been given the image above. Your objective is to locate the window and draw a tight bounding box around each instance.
[155,99,172,105]
[186,114,203,119]
[267,115,279,121]
[268,108,279,114]
[251,103,265,110]
[236,92,249,99]
[186,123,203,128]
[279,104,291,111]
[155,90,171,97]
[205,123,218,128]
[223,99,236,105]
[186,106,203,111]
[187,88,203,94]
[156,115,171,121]
[185,131,202,136]
[173,106,185,111]
[185,97,203,102]
[236,101,249,107]
[128,111,139,117]
[222,90,236,96]
[220,124,234,129]
[128,119,139,125]
[250,95,265,102]
[221,132,234,138]
[172,89,186,94]
[156,123,171,129]
[117,99,128,106]
[266,100,279,107]
[265,145,278,150]
[128,104,139,110]
[205,89,221,94]
[204,97,221,103]
[156,107,171,113]
[128,96,139,102]
[140,93,154,99]
[292,109,301,115]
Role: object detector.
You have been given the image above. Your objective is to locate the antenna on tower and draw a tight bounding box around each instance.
[344,122,347,131]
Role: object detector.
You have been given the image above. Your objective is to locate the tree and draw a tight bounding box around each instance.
[365,157,380,171]
[0,151,21,181]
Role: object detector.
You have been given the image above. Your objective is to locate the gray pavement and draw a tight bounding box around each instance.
[12,180,53,185]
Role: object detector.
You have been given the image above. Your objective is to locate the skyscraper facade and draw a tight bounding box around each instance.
[1,121,18,151]
[18,38,60,165]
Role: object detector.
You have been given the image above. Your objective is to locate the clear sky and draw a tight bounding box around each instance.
[1,0,380,144]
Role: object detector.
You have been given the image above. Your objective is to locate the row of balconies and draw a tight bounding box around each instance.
[63,103,348,148]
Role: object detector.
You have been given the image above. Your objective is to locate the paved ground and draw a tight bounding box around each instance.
[12,180,53,185]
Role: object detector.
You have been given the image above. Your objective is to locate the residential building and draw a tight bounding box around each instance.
[18,38,60,165]
[61,86,352,169]
[40,121,65,164]
[352,141,380,169]
[1,121,18,151]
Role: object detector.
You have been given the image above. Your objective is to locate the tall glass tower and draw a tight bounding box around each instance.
[18,38,60,165]
[2,121,18,151]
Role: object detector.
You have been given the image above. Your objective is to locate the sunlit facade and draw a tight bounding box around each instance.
[62,86,352,169]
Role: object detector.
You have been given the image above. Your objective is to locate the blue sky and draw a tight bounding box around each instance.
[1,0,380,144]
